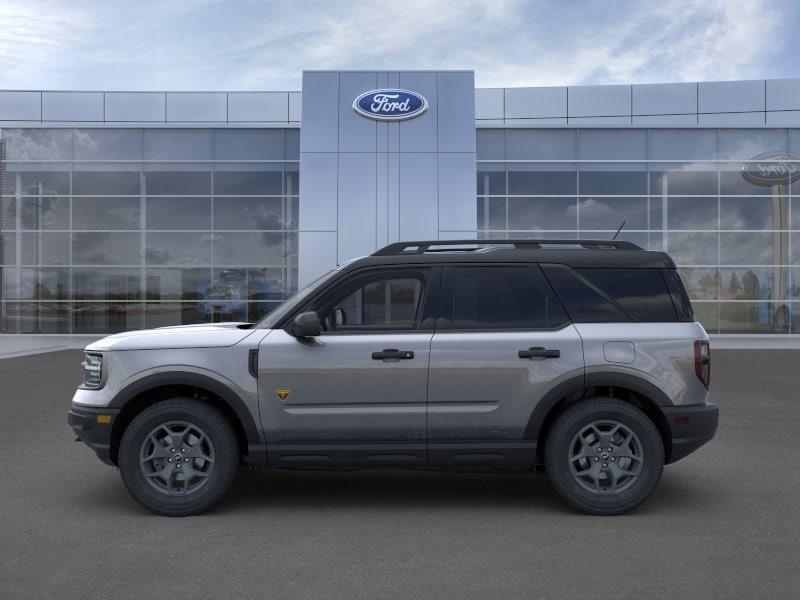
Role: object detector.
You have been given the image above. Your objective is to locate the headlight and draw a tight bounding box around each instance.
[81,353,104,389]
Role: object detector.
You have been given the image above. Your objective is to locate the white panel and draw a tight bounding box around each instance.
[568,85,630,117]
[298,231,338,287]
[568,116,631,125]
[766,79,800,111]
[698,80,765,113]
[398,72,437,152]
[0,91,41,121]
[42,92,103,121]
[298,153,338,230]
[632,82,696,115]
[289,92,302,122]
[376,153,389,247]
[300,72,339,152]
[505,86,567,119]
[228,92,288,122]
[475,88,503,120]
[633,114,698,125]
[166,92,227,122]
[698,112,765,126]
[503,117,568,126]
[339,71,377,152]
[387,152,400,242]
[437,71,476,153]
[438,153,476,233]
[765,111,800,126]
[337,153,377,261]
[399,153,438,240]
[105,92,165,122]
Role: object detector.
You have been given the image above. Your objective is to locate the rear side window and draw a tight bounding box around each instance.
[443,266,568,330]
[542,265,627,322]
[663,269,695,321]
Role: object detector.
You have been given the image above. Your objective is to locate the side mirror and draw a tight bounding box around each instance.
[290,311,322,338]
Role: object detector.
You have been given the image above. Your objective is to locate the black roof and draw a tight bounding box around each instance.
[345,239,676,270]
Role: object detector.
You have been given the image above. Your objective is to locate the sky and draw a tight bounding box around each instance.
[0,0,798,91]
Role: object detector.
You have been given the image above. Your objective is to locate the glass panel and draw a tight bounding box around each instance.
[214,129,284,160]
[720,197,782,230]
[144,302,210,328]
[650,170,717,195]
[213,197,283,229]
[337,278,422,327]
[72,303,143,333]
[212,232,290,265]
[508,129,575,160]
[579,171,647,195]
[213,171,282,195]
[476,129,505,160]
[73,129,142,160]
[666,233,718,265]
[508,171,576,195]
[143,129,212,160]
[284,164,298,196]
[210,302,247,323]
[718,129,787,160]
[72,171,141,195]
[145,171,211,195]
[20,197,69,230]
[73,268,142,300]
[145,197,211,230]
[476,171,506,195]
[284,129,300,159]
[248,301,281,322]
[3,302,70,333]
[719,267,785,301]
[4,129,73,160]
[145,232,212,266]
[247,268,288,300]
[542,264,626,323]
[210,268,247,301]
[20,232,70,265]
[719,302,789,334]
[508,197,577,230]
[678,268,720,301]
[576,268,676,322]
[692,302,719,334]
[578,129,647,160]
[477,197,506,231]
[145,268,212,300]
[1,197,16,227]
[72,232,141,265]
[13,268,69,300]
[72,197,141,230]
[720,232,776,265]
[578,197,647,230]
[720,169,778,195]
[647,130,717,161]
[18,171,70,195]
[667,198,718,230]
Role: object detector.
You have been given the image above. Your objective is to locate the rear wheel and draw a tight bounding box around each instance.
[118,398,240,516]
[544,398,664,515]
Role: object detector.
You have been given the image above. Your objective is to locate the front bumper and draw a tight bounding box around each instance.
[663,402,719,464]
[68,404,121,466]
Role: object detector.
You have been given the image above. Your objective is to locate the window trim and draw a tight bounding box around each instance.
[436,263,571,333]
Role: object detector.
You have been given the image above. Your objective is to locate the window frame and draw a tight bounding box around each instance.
[292,265,441,335]
[436,263,571,332]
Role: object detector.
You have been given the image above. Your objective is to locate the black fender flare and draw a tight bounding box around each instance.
[523,371,672,441]
[109,371,262,445]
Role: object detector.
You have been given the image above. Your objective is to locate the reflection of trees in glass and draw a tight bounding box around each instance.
[727,272,741,298]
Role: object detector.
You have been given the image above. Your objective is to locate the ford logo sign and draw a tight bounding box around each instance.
[741,151,800,186]
[353,89,428,121]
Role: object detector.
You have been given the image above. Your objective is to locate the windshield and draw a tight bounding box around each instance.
[255,268,340,329]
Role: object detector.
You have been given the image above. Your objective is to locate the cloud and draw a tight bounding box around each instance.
[0,0,795,90]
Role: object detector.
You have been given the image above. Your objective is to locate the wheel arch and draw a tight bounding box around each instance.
[526,372,673,463]
[108,372,261,466]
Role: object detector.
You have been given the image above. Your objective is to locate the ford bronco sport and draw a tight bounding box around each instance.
[68,239,718,516]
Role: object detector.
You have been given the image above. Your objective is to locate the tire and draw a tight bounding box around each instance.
[544,397,664,516]
[118,398,240,516]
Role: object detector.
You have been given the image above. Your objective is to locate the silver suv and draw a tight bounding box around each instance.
[68,239,718,516]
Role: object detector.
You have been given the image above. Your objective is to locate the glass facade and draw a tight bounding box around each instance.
[477,128,800,335]
[0,128,299,333]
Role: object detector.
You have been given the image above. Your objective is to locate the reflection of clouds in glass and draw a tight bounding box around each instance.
[4,130,71,160]
[73,131,99,157]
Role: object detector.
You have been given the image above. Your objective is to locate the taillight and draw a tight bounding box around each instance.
[694,340,710,388]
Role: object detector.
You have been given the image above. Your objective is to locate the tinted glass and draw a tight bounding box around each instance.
[447,266,567,330]
[577,268,678,322]
[543,265,627,322]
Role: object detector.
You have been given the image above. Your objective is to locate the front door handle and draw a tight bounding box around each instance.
[372,349,414,360]
[518,347,560,359]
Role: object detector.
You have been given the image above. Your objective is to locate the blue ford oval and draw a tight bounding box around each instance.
[352,89,428,121]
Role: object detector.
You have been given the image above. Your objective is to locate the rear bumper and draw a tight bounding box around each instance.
[663,402,719,464]
[68,404,121,466]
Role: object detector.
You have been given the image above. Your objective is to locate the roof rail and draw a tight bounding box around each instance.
[372,239,643,256]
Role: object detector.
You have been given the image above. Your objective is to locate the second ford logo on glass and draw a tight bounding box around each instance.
[352,89,428,121]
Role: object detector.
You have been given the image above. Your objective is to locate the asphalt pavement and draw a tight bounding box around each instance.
[1,349,798,599]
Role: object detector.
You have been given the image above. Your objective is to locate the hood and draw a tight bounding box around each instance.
[85,322,258,352]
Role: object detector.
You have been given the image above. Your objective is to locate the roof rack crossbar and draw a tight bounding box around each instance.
[372,239,642,256]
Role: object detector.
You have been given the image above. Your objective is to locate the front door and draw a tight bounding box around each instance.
[427,264,584,467]
[258,266,439,466]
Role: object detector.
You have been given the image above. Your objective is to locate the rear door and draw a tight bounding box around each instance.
[427,264,584,467]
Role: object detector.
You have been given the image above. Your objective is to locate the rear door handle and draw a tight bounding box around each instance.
[518,347,560,359]
[372,349,415,360]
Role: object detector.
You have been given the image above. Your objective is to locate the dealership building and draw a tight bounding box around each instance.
[1,70,800,344]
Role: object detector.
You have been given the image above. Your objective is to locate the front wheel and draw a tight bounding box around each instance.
[118,398,240,516]
[544,398,664,515]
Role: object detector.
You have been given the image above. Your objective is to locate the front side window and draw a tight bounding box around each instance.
[311,269,429,332]
[443,266,567,330]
